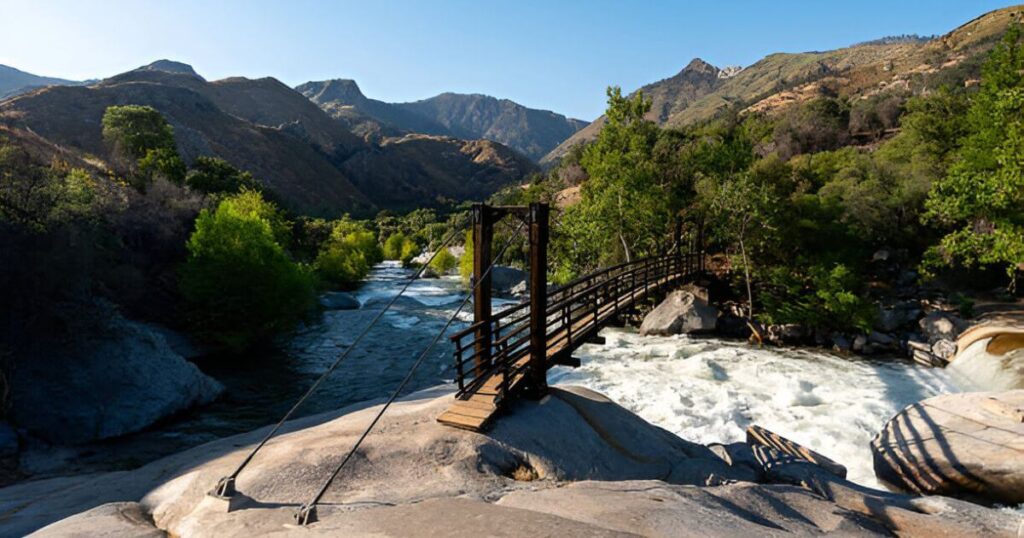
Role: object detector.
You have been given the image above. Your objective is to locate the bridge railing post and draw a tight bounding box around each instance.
[527,202,549,396]
[472,203,494,377]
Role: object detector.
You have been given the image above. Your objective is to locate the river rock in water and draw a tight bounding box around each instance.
[318,291,361,310]
[640,288,718,336]
[871,390,1024,505]
[10,312,223,445]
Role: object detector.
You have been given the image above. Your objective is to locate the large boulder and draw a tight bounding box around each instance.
[919,311,967,344]
[491,265,527,295]
[10,313,223,445]
[871,390,1024,505]
[640,288,718,336]
[13,386,1023,537]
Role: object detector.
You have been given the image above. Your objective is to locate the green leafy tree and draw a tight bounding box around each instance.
[560,87,668,267]
[102,105,184,185]
[180,190,315,351]
[383,232,420,265]
[924,25,1024,289]
[429,247,458,275]
[697,170,779,319]
[459,230,474,283]
[185,156,260,195]
[315,224,382,287]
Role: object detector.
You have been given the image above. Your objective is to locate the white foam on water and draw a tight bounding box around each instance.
[551,327,961,489]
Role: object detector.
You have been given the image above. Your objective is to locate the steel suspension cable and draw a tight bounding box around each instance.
[209,227,465,498]
[295,219,527,525]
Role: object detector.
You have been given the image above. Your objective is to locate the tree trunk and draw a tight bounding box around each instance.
[738,221,754,320]
[619,232,632,263]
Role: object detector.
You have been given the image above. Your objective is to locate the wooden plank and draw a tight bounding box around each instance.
[454,398,497,411]
[441,258,697,431]
[437,410,489,430]
[446,405,495,420]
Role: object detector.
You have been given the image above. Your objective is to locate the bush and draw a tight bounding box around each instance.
[180,190,315,352]
[383,232,420,265]
[430,248,458,276]
[315,227,382,287]
[761,263,875,333]
[458,230,474,283]
[185,156,260,195]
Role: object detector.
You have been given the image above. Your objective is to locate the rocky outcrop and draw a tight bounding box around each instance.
[491,266,527,295]
[640,288,719,336]
[9,386,1022,537]
[871,390,1024,505]
[10,312,223,445]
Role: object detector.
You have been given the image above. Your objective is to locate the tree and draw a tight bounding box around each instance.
[315,224,382,287]
[429,247,458,275]
[180,190,314,351]
[102,105,184,185]
[697,170,778,319]
[185,156,260,195]
[383,232,420,265]
[924,25,1024,290]
[560,87,667,267]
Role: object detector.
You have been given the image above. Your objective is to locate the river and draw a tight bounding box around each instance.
[22,262,962,491]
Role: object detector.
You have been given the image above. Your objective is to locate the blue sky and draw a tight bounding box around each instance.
[0,1,1016,120]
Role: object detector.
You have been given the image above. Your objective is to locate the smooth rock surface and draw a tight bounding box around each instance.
[33,502,163,538]
[10,312,223,445]
[871,390,1024,505]
[318,291,361,310]
[640,289,718,336]
[7,387,1021,537]
[950,318,1024,390]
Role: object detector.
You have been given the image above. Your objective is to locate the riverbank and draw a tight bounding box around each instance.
[11,385,1021,537]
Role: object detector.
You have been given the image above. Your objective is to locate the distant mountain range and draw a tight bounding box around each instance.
[0,61,537,216]
[543,5,1024,165]
[0,64,84,100]
[2,5,1021,213]
[297,79,587,161]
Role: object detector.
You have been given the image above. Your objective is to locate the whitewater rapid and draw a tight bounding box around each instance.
[551,328,961,489]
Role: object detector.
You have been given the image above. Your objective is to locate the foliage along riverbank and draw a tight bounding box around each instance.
[488,24,1024,346]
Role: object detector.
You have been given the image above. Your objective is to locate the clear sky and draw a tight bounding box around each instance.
[0,0,1017,120]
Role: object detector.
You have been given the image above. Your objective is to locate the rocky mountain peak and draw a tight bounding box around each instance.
[137,60,203,80]
[683,58,720,76]
[296,79,367,105]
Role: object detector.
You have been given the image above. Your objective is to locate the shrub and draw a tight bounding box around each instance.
[458,230,474,282]
[185,156,260,195]
[315,227,382,287]
[429,248,458,276]
[180,190,314,352]
[383,232,421,265]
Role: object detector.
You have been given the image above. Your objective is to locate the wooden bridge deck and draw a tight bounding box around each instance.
[438,272,684,431]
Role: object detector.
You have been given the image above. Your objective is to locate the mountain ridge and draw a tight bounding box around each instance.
[0,61,537,216]
[297,79,587,161]
[0,64,81,100]
[542,5,1024,165]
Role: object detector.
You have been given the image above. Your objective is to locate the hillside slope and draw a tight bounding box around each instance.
[0,62,536,216]
[298,79,586,161]
[543,5,1024,165]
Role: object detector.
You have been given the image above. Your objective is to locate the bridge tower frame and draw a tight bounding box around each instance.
[470,202,550,396]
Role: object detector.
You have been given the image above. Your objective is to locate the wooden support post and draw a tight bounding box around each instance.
[472,203,494,377]
[528,202,549,396]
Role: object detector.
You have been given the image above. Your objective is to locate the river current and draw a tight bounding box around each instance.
[23,262,962,490]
